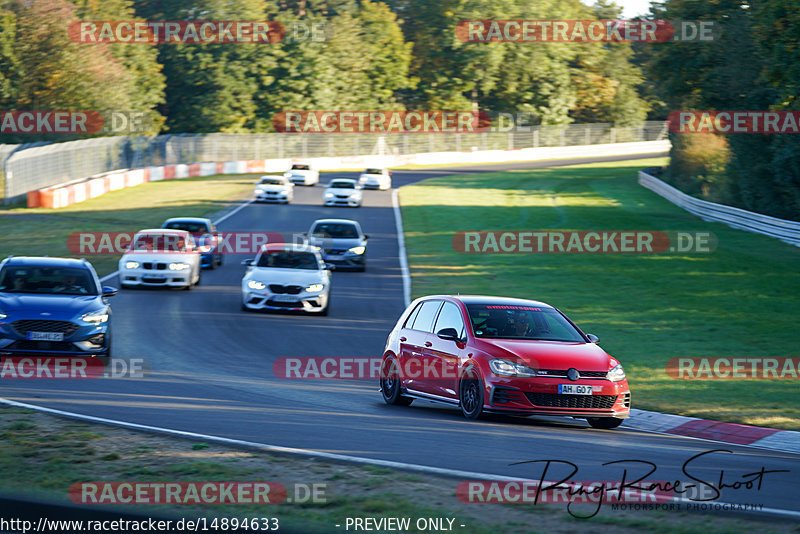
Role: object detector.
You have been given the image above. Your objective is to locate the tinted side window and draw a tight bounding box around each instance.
[403,302,422,328]
[411,300,442,333]
[433,302,465,337]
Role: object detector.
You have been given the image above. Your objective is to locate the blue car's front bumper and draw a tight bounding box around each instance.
[0,317,110,356]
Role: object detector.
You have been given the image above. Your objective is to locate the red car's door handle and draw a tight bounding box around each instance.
[400,337,407,342]
[424,341,432,347]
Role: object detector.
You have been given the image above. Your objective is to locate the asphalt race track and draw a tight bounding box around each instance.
[3,154,798,517]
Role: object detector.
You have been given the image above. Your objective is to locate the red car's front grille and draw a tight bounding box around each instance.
[536,369,608,378]
[525,392,617,410]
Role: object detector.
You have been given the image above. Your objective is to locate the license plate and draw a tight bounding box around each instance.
[558,384,593,395]
[27,331,64,341]
[271,294,298,302]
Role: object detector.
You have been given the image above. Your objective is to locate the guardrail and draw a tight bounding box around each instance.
[639,170,800,247]
[4,122,669,203]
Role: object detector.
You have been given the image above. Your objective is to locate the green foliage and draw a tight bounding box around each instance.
[637,0,800,220]
[4,0,654,137]
[0,0,165,141]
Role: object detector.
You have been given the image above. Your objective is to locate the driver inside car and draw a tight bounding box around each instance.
[54,273,88,294]
[500,309,536,337]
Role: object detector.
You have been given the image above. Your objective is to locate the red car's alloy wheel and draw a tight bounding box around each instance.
[380,357,413,406]
[459,367,484,419]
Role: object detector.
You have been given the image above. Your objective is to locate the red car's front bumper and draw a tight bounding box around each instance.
[483,376,630,418]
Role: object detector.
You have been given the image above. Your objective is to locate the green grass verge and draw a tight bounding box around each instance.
[0,173,261,277]
[1,407,791,534]
[399,157,800,430]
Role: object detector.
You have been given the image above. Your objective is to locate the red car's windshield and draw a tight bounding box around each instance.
[466,303,585,342]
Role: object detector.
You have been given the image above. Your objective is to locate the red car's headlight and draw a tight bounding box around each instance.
[489,358,537,377]
[607,364,626,382]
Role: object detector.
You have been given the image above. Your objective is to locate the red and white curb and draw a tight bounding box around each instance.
[627,408,800,454]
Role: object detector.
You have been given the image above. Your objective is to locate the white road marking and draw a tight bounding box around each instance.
[392,188,411,307]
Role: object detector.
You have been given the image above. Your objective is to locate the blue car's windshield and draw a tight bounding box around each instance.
[0,266,97,295]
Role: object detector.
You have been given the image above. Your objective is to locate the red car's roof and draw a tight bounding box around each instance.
[419,294,554,309]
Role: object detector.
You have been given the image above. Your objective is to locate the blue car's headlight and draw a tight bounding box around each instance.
[81,309,109,324]
[0,309,6,320]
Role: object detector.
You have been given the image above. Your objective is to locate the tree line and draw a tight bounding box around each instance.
[1,0,798,219]
[0,0,647,138]
[635,0,800,220]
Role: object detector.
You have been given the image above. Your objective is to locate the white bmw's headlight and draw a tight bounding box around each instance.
[305,283,324,293]
[489,358,537,377]
[348,246,365,255]
[248,280,266,290]
[169,262,190,270]
[606,364,626,382]
[81,309,109,324]
[324,191,334,198]
[125,261,139,269]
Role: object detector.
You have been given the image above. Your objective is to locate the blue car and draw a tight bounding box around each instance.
[162,217,224,269]
[0,257,116,360]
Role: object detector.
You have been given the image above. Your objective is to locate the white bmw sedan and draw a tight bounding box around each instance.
[254,175,294,203]
[358,168,392,190]
[241,244,332,315]
[118,229,201,290]
[323,178,362,207]
[284,163,319,186]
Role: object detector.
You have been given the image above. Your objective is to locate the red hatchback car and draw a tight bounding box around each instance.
[379,295,630,429]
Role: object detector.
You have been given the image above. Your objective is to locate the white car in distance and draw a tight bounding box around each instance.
[358,168,392,190]
[284,163,319,186]
[119,229,201,290]
[324,179,362,207]
[241,244,332,315]
[254,175,294,203]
